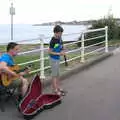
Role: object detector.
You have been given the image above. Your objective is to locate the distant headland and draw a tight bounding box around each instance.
[32,20,96,26]
[33,19,120,26]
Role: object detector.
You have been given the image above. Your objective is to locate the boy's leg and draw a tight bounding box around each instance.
[50,58,67,96]
[50,58,60,91]
[52,76,60,91]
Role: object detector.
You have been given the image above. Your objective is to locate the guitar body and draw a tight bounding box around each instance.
[1,65,20,87]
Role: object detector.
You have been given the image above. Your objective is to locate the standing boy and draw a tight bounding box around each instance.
[48,25,66,96]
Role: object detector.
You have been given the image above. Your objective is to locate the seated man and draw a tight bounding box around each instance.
[0,42,29,97]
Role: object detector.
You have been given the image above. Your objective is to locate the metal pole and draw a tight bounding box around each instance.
[105,26,108,52]
[40,35,45,80]
[10,2,15,41]
[11,4,13,41]
[81,32,85,63]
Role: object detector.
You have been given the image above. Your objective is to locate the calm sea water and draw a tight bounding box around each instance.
[0,24,89,44]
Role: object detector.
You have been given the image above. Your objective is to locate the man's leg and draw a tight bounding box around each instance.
[20,77,29,96]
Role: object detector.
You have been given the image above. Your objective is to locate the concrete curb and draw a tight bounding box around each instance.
[43,52,113,87]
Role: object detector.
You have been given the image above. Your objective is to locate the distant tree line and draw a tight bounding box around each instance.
[77,15,120,47]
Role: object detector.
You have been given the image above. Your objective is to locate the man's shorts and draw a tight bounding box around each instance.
[7,79,21,89]
[50,58,60,77]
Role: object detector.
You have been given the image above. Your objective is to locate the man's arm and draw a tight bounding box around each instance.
[0,62,18,77]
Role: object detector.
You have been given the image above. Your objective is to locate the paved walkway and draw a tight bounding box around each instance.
[1,53,120,120]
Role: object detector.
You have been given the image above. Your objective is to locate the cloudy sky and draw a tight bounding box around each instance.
[0,0,119,24]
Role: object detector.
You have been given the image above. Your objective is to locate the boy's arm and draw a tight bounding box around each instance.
[48,48,60,55]
[48,48,65,56]
[48,38,60,55]
[48,37,66,56]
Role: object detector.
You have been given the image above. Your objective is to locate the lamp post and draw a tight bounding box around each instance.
[9,0,15,40]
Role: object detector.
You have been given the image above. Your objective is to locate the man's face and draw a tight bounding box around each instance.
[10,45,20,56]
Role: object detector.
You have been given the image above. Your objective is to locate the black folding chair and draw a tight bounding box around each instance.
[0,84,17,112]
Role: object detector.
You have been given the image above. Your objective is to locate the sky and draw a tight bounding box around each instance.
[0,0,120,24]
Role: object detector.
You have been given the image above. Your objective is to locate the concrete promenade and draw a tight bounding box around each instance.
[1,53,120,120]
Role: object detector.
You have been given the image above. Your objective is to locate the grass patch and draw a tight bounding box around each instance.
[0,42,108,78]
[108,39,120,46]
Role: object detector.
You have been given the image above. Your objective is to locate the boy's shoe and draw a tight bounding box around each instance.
[53,88,67,96]
[53,89,62,96]
[58,89,67,96]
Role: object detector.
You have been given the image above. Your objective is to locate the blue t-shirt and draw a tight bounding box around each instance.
[0,53,14,66]
[49,37,63,60]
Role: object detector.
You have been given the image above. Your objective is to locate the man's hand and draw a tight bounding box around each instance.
[19,67,31,77]
[10,71,19,78]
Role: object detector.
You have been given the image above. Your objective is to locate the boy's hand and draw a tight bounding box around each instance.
[60,51,66,56]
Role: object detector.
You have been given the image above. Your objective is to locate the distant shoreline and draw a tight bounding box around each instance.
[33,18,120,26]
[33,24,87,26]
[32,20,95,26]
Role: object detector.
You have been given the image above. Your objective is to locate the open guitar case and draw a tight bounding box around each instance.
[18,74,62,119]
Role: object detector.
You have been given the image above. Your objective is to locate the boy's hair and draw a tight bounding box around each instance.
[53,25,64,33]
[7,42,18,52]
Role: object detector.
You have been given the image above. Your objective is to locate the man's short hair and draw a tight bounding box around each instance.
[53,25,64,33]
[7,42,18,52]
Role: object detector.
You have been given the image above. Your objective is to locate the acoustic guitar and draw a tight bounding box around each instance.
[1,65,20,87]
[1,65,31,87]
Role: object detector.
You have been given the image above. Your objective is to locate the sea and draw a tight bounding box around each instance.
[0,24,90,44]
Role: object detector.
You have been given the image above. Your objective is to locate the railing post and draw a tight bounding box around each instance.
[40,35,45,80]
[81,32,85,63]
[105,26,108,52]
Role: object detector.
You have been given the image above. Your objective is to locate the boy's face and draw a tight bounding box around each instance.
[55,32,63,38]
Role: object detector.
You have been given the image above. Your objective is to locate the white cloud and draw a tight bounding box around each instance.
[0,0,119,24]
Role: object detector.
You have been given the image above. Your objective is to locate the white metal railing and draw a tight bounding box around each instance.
[0,26,108,79]
[20,26,108,79]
